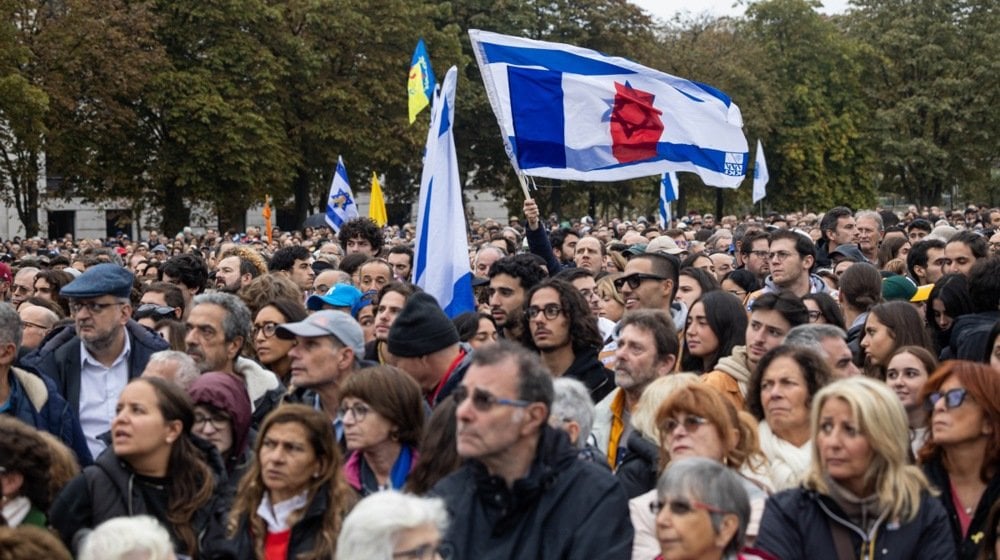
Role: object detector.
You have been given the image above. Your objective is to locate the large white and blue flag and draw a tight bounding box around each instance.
[658,171,678,229]
[752,139,769,204]
[325,156,359,232]
[413,66,475,317]
[469,29,749,188]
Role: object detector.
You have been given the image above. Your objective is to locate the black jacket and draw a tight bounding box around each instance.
[49,440,222,556]
[948,311,1000,362]
[615,431,659,499]
[432,425,633,559]
[563,348,615,403]
[923,456,1000,560]
[22,320,169,411]
[756,487,957,560]
[201,483,336,560]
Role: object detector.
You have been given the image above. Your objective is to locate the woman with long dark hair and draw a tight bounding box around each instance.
[208,405,355,559]
[860,301,933,379]
[252,298,308,385]
[925,273,975,358]
[680,291,747,373]
[50,377,217,557]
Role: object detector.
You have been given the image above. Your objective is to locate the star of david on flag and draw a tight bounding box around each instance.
[326,156,359,232]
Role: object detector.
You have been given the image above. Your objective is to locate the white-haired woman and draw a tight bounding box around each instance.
[337,490,450,559]
[755,376,956,559]
[79,516,175,560]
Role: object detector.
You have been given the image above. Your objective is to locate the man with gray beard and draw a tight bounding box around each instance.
[22,264,168,458]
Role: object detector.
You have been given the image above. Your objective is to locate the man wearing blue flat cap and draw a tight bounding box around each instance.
[22,263,169,459]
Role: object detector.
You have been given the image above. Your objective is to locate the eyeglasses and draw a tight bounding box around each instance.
[526,303,563,320]
[807,310,822,322]
[726,289,746,297]
[70,301,125,315]
[253,322,279,339]
[452,385,531,412]
[649,498,728,516]
[133,303,175,321]
[393,543,454,560]
[662,415,709,434]
[925,387,969,411]
[767,251,797,262]
[193,413,230,430]
[11,284,33,294]
[614,273,667,291]
[748,250,770,259]
[338,403,371,422]
[21,320,51,330]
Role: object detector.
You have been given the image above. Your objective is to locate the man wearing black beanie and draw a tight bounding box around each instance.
[387,292,473,407]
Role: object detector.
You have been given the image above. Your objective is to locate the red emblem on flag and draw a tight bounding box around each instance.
[610,81,663,163]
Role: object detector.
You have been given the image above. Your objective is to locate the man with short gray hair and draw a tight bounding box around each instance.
[434,340,632,558]
[784,324,860,379]
[185,292,282,427]
[142,350,200,390]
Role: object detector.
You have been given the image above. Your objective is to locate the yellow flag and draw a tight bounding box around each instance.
[369,173,387,227]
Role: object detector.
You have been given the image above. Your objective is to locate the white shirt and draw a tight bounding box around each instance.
[79,333,132,458]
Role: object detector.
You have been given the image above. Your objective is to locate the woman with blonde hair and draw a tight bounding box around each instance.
[756,376,955,559]
[205,404,355,559]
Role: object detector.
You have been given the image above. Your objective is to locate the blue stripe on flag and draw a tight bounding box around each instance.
[414,178,433,282]
[509,66,567,170]
[444,272,475,317]
[482,42,635,76]
[535,142,747,176]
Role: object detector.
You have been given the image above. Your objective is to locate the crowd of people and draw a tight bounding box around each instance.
[0,200,999,560]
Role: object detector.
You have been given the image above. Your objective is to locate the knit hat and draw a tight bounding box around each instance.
[387,292,459,357]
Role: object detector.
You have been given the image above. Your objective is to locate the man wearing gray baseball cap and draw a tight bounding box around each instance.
[277,310,365,442]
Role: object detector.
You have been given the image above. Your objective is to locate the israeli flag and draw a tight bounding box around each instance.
[659,171,678,229]
[753,139,769,204]
[413,66,475,317]
[325,156,359,232]
[469,30,749,188]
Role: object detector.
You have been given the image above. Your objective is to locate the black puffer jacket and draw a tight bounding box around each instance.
[562,348,615,403]
[615,431,659,499]
[432,425,633,559]
[756,487,956,560]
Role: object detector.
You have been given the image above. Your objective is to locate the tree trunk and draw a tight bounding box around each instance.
[293,167,311,228]
[160,180,190,237]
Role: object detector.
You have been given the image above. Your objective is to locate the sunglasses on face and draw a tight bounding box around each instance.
[452,385,530,412]
[614,272,666,291]
[925,387,969,411]
[649,498,728,516]
[662,415,709,435]
[133,303,175,321]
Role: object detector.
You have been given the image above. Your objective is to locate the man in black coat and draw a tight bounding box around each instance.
[22,263,168,459]
[433,340,632,559]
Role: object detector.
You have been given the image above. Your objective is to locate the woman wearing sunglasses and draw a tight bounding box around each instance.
[920,361,1000,560]
[756,376,955,560]
[652,457,770,560]
[340,366,425,496]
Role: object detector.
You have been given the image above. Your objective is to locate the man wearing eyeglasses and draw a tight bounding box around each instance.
[434,340,632,559]
[745,230,834,310]
[522,279,614,403]
[21,263,168,459]
[10,266,38,309]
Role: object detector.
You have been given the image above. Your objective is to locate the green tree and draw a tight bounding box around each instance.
[741,0,876,212]
[847,0,999,207]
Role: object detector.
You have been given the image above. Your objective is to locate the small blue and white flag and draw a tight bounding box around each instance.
[325,156,359,232]
[752,139,768,204]
[413,66,475,317]
[659,171,678,229]
[469,29,749,188]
